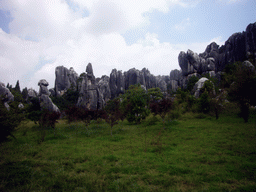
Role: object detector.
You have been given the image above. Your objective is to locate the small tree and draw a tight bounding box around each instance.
[0,99,25,143]
[103,98,121,136]
[149,97,172,129]
[121,84,149,124]
[198,89,210,114]
[228,62,256,122]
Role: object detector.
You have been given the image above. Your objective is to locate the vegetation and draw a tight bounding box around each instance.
[0,111,255,191]
[1,59,256,191]
[121,84,150,124]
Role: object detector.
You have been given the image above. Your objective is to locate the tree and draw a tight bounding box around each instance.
[149,97,172,129]
[14,80,21,94]
[147,87,163,102]
[121,84,150,124]
[228,61,256,122]
[0,99,25,143]
[103,98,121,136]
[198,89,210,114]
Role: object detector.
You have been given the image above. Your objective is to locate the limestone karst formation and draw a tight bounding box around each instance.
[38,79,60,112]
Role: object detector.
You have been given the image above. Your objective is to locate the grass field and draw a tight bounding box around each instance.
[0,112,256,191]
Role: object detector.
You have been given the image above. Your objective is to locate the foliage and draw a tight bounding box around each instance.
[0,99,25,143]
[121,84,150,124]
[26,97,42,124]
[147,87,163,101]
[51,88,79,111]
[200,80,215,97]
[1,112,256,191]
[149,97,172,128]
[103,98,121,135]
[198,89,210,114]
[228,62,256,122]
[186,75,199,92]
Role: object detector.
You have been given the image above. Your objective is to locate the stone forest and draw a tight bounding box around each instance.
[0,22,256,191]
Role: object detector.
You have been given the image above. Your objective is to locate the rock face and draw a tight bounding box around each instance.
[98,75,111,102]
[38,79,60,112]
[109,69,125,99]
[0,82,14,110]
[177,22,256,90]
[0,82,14,103]
[27,88,38,98]
[77,63,104,110]
[55,66,78,96]
[170,69,181,91]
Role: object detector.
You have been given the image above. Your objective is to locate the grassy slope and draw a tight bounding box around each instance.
[0,113,255,192]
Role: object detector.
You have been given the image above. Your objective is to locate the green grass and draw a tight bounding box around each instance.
[0,113,256,191]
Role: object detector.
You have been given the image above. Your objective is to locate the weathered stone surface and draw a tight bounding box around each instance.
[242,60,255,72]
[39,94,60,112]
[38,79,50,96]
[0,81,14,103]
[193,77,215,98]
[38,79,60,112]
[27,88,37,98]
[18,103,24,109]
[170,69,181,81]
[156,76,167,93]
[77,63,104,110]
[178,22,256,88]
[98,75,111,102]
[109,69,125,99]
[49,88,55,97]
[55,66,78,96]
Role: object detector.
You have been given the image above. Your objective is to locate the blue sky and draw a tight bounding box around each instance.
[0,0,255,91]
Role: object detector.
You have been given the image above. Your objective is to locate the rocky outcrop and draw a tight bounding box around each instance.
[170,69,181,91]
[27,88,38,98]
[109,69,125,99]
[0,82,14,103]
[0,82,14,111]
[178,22,256,89]
[38,79,60,112]
[55,66,78,96]
[193,77,216,98]
[98,75,111,102]
[77,63,104,110]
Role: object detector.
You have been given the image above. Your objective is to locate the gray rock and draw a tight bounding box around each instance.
[242,60,255,72]
[39,94,60,112]
[98,75,111,103]
[77,63,104,110]
[38,79,60,112]
[49,88,56,97]
[109,69,125,99]
[18,103,24,109]
[170,69,181,81]
[55,66,78,96]
[0,81,14,103]
[193,77,215,98]
[38,79,50,96]
[27,88,37,98]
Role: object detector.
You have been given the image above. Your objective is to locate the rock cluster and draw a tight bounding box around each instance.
[177,22,256,89]
[77,63,104,110]
[38,79,60,112]
[55,66,78,96]
[0,82,14,110]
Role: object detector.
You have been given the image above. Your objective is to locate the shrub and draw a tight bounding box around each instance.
[198,89,210,114]
[0,100,25,143]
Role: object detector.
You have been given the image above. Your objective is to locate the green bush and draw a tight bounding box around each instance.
[0,100,25,143]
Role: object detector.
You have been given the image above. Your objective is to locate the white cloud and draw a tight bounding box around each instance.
[0,0,224,91]
[175,18,191,31]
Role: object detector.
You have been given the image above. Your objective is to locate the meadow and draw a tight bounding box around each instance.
[0,112,256,191]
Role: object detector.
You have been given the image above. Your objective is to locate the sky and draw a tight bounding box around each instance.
[0,0,255,91]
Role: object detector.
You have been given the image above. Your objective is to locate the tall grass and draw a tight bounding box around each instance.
[0,112,255,191]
